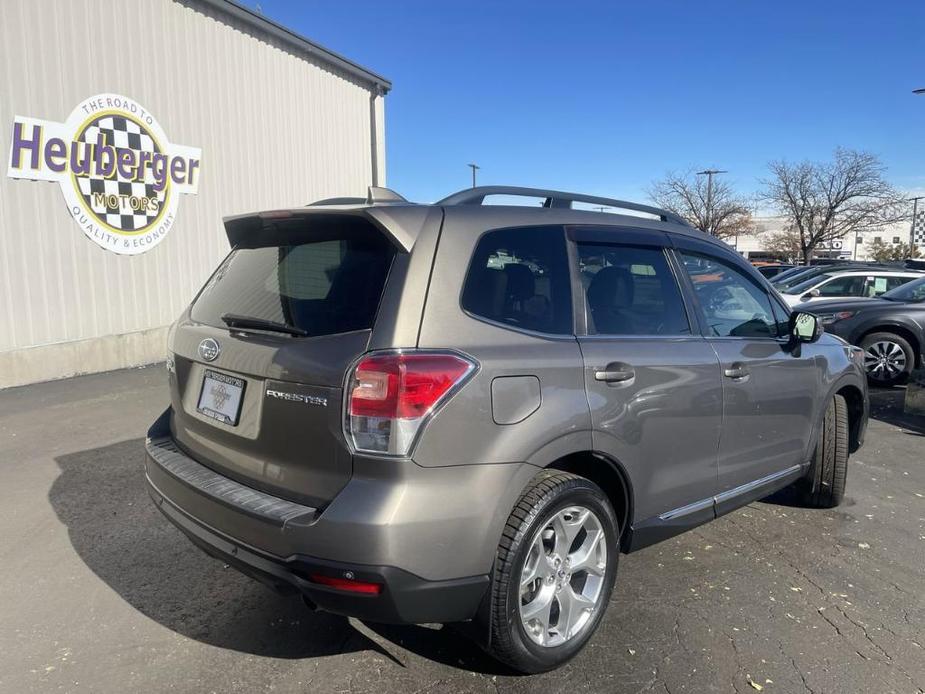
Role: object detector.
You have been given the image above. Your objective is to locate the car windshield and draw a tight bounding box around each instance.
[881,275,925,302]
[785,273,832,295]
[769,266,805,283]
[774,268,823,290]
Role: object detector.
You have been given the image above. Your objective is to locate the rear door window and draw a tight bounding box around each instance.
[461,226,572,334]
[191,230,395,337]
[869,275,911,296]
[576,243,690,335]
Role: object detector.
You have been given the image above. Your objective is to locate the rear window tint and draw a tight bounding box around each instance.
[461,226,572,335]
[577,243,690,335]
[191,231,394,337]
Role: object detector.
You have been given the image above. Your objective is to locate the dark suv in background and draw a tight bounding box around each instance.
[806,275,925,386]
[145,186,868,672]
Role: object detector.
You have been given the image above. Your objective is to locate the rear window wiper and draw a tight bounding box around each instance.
[221,313,309,337]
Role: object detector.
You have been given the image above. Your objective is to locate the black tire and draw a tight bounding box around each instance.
[803,394,849,508]
[860,332,915,387]
[486,471,619,674]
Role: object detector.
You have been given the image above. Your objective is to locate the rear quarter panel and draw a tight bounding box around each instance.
[413,211,592,468]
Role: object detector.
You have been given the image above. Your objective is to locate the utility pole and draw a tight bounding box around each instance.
[696,169,727,235]
[467,163,480,189]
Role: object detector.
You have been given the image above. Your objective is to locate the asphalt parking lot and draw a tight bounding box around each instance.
[0,365,922,694]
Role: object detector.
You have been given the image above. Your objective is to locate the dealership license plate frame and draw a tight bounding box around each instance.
[197,370,246,426]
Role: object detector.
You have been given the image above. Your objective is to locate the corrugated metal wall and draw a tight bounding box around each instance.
[0,0,385,378]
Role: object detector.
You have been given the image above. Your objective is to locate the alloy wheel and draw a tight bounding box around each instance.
[518,505,607,647]
[863,340,907,381]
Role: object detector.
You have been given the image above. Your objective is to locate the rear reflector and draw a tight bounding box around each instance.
[309,573,383,595]
[346,351,476,455]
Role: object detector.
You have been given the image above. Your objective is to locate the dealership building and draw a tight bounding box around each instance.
[0,0,390,388]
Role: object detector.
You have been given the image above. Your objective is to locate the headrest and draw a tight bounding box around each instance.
[588,266,635,309]
[503,263,535,301]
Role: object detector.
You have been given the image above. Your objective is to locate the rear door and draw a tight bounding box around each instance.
[168,213,404,507]
[673,239,818,513]
[571,227,723,531]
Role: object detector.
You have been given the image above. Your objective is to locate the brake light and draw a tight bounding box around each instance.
[346,351,476,455]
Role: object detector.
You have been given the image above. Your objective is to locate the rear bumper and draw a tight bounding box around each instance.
[144,408,537,624]
[147,472,488,623]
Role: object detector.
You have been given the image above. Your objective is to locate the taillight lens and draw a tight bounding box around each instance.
[308,573,383,595]
[346,351,476,455]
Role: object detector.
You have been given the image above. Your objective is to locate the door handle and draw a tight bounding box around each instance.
[723,363,749,380]
[594,365,635,383]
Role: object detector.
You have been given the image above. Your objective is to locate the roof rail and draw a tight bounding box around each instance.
[436,186,690,226]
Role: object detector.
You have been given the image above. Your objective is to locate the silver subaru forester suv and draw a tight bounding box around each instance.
[145,185,868,672]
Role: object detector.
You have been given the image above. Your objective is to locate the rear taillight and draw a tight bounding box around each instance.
[346,351,477,456]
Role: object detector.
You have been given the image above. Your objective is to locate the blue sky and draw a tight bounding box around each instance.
[258,1,925,204]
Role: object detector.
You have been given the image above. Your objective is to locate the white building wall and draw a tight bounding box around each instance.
[0,0,387,387]
[730,217,914,262]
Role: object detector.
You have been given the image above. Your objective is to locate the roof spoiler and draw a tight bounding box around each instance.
[307,186,408,207]
[436,185,690,226]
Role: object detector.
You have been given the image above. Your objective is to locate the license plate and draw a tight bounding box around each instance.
[197,370,246,426]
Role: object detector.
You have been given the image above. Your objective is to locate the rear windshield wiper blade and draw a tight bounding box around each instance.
[221,313,309,337]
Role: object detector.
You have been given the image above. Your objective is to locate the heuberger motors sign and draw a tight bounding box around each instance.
[7,94,201,254]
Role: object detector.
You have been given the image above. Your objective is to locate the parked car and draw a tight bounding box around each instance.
[779,269,922,306]
[145,185,868,673]
[768,264,813,285]
[756,263,795,279]
[772,264,853,291]
[771,262,903,292]
[804,275,925,386]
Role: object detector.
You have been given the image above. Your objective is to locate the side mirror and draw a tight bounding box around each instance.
[789,311,823,344]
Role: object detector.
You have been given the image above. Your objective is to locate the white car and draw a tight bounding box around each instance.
[780,269,922,306]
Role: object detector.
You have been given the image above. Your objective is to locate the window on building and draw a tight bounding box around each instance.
[893,237,901,244]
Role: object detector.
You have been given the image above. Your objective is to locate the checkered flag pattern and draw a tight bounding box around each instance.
[913,210,925,247]
[75,116,165,232]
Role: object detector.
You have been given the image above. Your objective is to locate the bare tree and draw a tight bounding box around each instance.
[648,170,755,240]
[760,149,906,265]
[760,226,804,262]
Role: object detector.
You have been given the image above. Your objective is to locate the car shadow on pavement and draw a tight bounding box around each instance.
[869,385,925,436]
[47,437,504,672]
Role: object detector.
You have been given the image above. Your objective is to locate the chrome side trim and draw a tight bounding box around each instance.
[713,464,803,505]
[657,464,804,521]
[658,497,713,521]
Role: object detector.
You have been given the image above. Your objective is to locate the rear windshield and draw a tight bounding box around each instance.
[191,231,395,337]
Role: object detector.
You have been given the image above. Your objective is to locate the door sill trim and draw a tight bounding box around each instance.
[714,464,803,505]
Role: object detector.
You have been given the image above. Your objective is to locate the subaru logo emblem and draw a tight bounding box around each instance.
[198,338,221,362]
